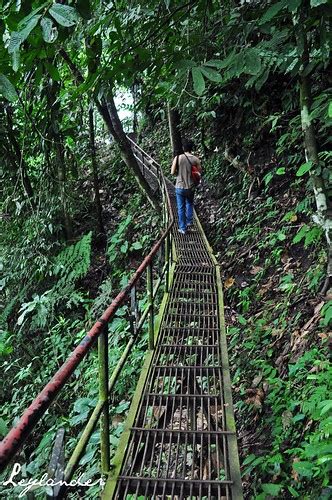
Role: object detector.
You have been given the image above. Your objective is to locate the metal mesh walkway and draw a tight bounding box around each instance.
[104,142,242,499]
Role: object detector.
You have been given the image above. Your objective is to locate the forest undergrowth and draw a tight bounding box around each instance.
[202,160,331,499]
[0,144,161,499]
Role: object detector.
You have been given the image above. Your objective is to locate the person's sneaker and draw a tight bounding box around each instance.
[178,229,186,234]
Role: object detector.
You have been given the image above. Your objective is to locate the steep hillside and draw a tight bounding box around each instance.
[141,115,331,499]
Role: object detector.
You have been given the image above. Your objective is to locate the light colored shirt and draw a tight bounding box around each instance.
[173,153,201,189]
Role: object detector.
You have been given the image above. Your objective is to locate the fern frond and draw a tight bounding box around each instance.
[54,231,92,283]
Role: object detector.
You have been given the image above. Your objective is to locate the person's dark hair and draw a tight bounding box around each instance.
[174,146,184,156]
[182,139,195,153]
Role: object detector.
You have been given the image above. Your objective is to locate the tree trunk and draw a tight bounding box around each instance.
[167,103,183,156]
[47,81,73,240]
[131,83,139,135]
[55,137,73,241]
[89,105,105,235]
[59,49,159,211]
[102,89,159,211]
[5,106,35,205]
[294,8,332,293]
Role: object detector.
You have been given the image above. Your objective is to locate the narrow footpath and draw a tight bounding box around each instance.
[103,141,243,499]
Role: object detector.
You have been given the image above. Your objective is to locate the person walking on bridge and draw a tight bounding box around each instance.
[171,139,201,234]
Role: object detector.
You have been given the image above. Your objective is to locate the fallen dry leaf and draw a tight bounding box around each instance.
[282,410,293,430]
[271,328,284,338]
[203,459,209,480]
[292,457,300,482]
[252,375,262,387]
[245,388,265,408]
[153,406,165,420]
[258,277,274,296]
[314,301,325,314]
[249,265,263,275]
[224,277,235,289]
[309,367,320,377]
[318,332,331,340]
[302,301,324,332]
[281,253,290,264]
[112,415,124,427]
[262,382,269,393]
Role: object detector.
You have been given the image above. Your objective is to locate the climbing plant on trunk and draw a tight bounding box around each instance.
[293,2,332,293]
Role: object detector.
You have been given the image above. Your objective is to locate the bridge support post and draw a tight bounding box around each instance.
[165,233,170,293]
[147,263,154,349]
[98,324,110,473]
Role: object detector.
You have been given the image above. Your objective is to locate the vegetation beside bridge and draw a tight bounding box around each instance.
[1,1,331,498]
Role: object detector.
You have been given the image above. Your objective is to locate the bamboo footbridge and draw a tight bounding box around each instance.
[0,139,242,499]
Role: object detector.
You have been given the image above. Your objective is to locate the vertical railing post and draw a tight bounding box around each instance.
[165,195,169,225]
[157,163,162,194]
[98,324,110,473]
[162,185,167,229]
[47,428,65,499]
[130,286,137,337]
[141,151,145,177]
[147,263,154,350]
[165,233,170,293]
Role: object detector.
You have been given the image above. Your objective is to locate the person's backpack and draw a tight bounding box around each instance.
[185,153,201,186]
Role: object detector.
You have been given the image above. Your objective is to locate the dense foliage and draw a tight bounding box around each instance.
[1,0,331,498]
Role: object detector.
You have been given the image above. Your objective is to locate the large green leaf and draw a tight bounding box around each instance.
[205,59,229,69]
[296,161,312,176]
[259,0,286,24]
[131,241,143,250]
[0,74,18,102]
[40,17,58,43]
[293,461,314,477]
[174,59,195,70]
[229,54,245,78]
[261,484,283,496]
[45,62,61,81]
[0,418,8,437]
[192,67,205,95]
[12,50,20,72]
[311,0,328,6]
[254,68,269,91]
[328,102,332,118]
[244,49,262,75]
[7,14,41,60]
[8,32,23,54]
[205,51,237,70]
[321,303,332,326]
[49,3,79,27]
[18,14,41,41]
[287,0,302,11]
[200,66,222,83]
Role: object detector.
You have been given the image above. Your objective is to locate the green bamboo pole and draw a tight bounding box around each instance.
[64,336,136,487]
[98,325,110,473]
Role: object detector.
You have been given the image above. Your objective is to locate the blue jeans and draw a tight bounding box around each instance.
[175,188,194,231]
